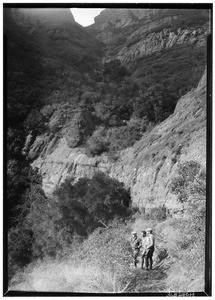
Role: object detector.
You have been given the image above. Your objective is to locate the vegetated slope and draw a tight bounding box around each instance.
[5,7,102,228]
[90,8,209,117]
[6,8,209,217]
[10,184,206,293]
[29,70,206,215]
[22,9,209,166]
[5,7,102,150]
[11,8,102,70]
[5,7,102,123]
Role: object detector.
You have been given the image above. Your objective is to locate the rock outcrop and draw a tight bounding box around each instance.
[22,104,96,160]
[115,26,208,63]
[29,71,207,214]
[91,8,210,63]
[93,9,166,43]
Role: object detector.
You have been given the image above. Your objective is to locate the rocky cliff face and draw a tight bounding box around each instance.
[94,9,161,32]
[91,8,210,63]
[115,25,208,63]
[28,70,206,214]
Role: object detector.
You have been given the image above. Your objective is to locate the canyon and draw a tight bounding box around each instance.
[6,7,210,214]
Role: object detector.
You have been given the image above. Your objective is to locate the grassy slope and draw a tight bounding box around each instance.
[10,212,205,293]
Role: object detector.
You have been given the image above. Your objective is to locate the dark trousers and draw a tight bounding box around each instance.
[133,250,139,267]
[145,246,154,269]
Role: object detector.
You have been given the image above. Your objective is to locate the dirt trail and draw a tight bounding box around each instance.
[124,262,168,293]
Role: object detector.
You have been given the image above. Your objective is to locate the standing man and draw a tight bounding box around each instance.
[141,230,147,269]
[145,228,155,270]
[130,231,141,268]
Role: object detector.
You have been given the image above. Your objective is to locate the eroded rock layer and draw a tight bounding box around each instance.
[91,8,210,63]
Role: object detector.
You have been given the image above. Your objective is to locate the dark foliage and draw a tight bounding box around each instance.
[8,226,33,278]
[103,59,127,80]
[169,161,206,203]
[145,206,167,221]
[54,173,131,235]
[86,121,143,156]
[8,172,131,278]
[24,109,47,134]
[7,160,42,228]
[130,44,206,120]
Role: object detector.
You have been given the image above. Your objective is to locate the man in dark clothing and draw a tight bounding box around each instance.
[141,230,147,269]
[145,228,155,270]
[131,231,141,267]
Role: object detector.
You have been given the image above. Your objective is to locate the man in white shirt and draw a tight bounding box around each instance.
[145,228,155,270]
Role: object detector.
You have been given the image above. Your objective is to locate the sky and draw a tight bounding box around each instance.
[70,8,104,27]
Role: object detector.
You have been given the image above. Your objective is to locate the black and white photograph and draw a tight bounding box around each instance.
[3,2,212,296]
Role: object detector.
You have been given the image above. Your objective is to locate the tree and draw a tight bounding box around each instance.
[53,173,131,236]
[86,126,109,156]
[103,59,127,81]
[23,109,46,134]
[169,160,206,235]
[169,161,206,203]
[7,128,25,159]
[7,161,42,228]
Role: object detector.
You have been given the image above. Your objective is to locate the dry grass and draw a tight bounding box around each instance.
[9,211,206,294]
[166,246,205,292]
[9,258,132,293]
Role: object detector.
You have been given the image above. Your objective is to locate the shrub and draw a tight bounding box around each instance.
[103,59,127,80]
[108,124,142,152]
[8,181,71,279]
[9,221,133,293]
[53,172,131,236]
[23,109,46,134]
[161,161,206,292]
[162,215,206,292]
[7,162,42,228]
[74,221,132,276]
[41,104,57,119]
[169,160,206,203]
[85,126,109,156]
[8,226,33,280]
[145,206,167,222]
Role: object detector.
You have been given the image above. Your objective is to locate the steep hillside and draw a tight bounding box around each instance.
[5,7,102,128]
[90,8,210,62]
[5,7,209,216]
[29,70,206,214]
[6,7,210,292]
[8,8,102,69]
[5,7,102,227]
